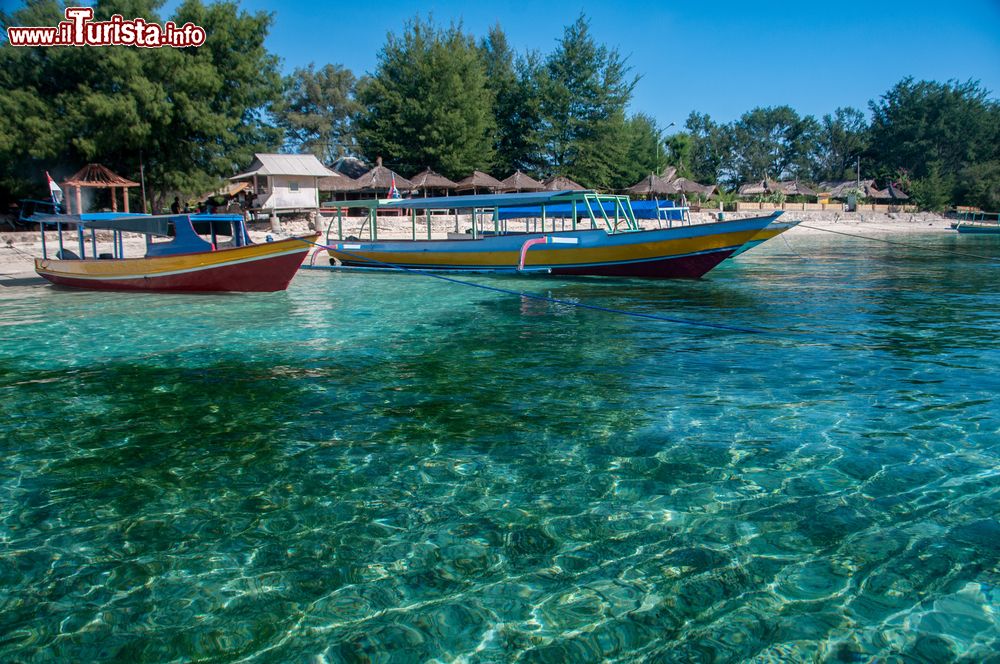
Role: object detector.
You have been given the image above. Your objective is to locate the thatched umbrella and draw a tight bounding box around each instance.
[318,172,359,192]
[354,157,414,194]
[410,167,458,196]
[626,173,678,197]
[455,170,503,194]
[780,180,817,197]
[499,170,545,193]
[884,183,909,200]
[542,175,586,191]
[672,177,717,198]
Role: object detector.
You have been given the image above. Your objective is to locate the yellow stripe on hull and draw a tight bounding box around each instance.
[35,234,318,280]
[328,229,757,269]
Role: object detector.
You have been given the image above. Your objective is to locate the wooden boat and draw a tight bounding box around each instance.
[951,211,1000,234]
[316,191,781,279]
[31,212,317,292]
[729,218,802,256]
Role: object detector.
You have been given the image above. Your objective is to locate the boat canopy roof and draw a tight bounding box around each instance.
[357,190,595,211]
[32,213,244,237]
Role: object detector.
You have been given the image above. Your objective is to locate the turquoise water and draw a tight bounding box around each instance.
[1,233,998,662]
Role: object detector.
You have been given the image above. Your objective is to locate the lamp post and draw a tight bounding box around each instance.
[657,121,676,174]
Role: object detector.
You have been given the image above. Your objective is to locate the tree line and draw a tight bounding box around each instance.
[2,1,998,212]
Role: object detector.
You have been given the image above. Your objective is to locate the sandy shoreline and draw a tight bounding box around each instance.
[0,210,955,281]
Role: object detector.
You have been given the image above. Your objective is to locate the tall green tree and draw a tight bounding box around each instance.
[622,113,667,184]
[868,78,1000,207]
[675,111,729,184]
[480,26,543,176]
[0,0,283,209]
[274,63,360,163]
[813,107,868,182]
[355,17,494,179]
[726,106,817,185]
[536,15,637,189]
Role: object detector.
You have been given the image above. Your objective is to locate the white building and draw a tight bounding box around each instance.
[230,153,337,213]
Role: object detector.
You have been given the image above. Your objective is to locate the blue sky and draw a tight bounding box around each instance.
[15,0,1000,131]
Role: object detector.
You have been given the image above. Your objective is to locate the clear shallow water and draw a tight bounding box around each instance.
[0,232,998,662]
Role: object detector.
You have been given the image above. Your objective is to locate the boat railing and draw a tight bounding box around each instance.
[954,209,1000,227]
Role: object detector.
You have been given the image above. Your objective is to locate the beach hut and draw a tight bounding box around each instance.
[626,173,678,197]
[542,175,586,191]
[455,170,503,194]
[317,172,361,206]
[62,163,139,214]
[353,157,414,195]
[230,153,337,212]
[410,167,458,197]
[672,177,717,198]
[780,181,817,197]
[499,170,545,193]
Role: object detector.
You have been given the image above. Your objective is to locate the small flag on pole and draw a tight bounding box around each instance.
[388,173,401,199]
[46,171,63,206]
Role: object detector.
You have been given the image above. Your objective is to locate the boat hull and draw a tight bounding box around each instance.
[325,215,780,279]
[951,222,1000,234]
[729,219,801,256]
[35,234,318,292]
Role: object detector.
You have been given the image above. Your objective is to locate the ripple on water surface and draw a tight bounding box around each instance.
[0,234,998,661]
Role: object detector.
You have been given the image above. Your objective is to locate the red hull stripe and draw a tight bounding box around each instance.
[41,248,310,292]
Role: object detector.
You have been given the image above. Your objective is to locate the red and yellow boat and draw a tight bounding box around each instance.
[316,191,781,279]
[31,212,316,292]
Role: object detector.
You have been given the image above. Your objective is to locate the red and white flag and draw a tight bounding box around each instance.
[46,171,63,205]
[388,173,401,199]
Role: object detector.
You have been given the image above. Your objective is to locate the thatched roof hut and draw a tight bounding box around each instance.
[672,178,717,198]
[883,183,909,200]
[500,170,545,193]
[542,175,586,191]
[455,170,503,193]
[626,173,678,196]
[318,172,359,192]
[354,157,413,193]
[820,180,881,199]
[62,163,140,214]
[738,180,816,198]
[410,167,458,191]
[781,181,817,197]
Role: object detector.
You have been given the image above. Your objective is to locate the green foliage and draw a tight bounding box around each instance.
[726,106,818,185]
[814,107,868,182]
[867,78,1000,208]
[679,112,727,184]
[911,161,954,212]
[274,63,360,163]
[480,26,543,176]
[536,15,637,189]
[622,113,666,184]
[0,0,282,209]
[355,17,495,179]
[956,160,1000,211]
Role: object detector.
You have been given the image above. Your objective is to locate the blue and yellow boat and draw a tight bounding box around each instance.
[319,191,780,279]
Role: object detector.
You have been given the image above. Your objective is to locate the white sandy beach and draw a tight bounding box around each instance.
[0,210,956,282]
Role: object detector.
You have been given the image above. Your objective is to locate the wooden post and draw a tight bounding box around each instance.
[111,186,118,212]
[75,186,82,215]
[123,188,130,213]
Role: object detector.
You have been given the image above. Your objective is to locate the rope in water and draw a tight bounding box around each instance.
[295,237,769,335]
[798,224,1000,262]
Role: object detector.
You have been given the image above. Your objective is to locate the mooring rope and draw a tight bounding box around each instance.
[798,224,1000,262]
[295,237,769,334]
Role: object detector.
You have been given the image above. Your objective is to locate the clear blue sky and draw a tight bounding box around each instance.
[22,0,1000,130]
